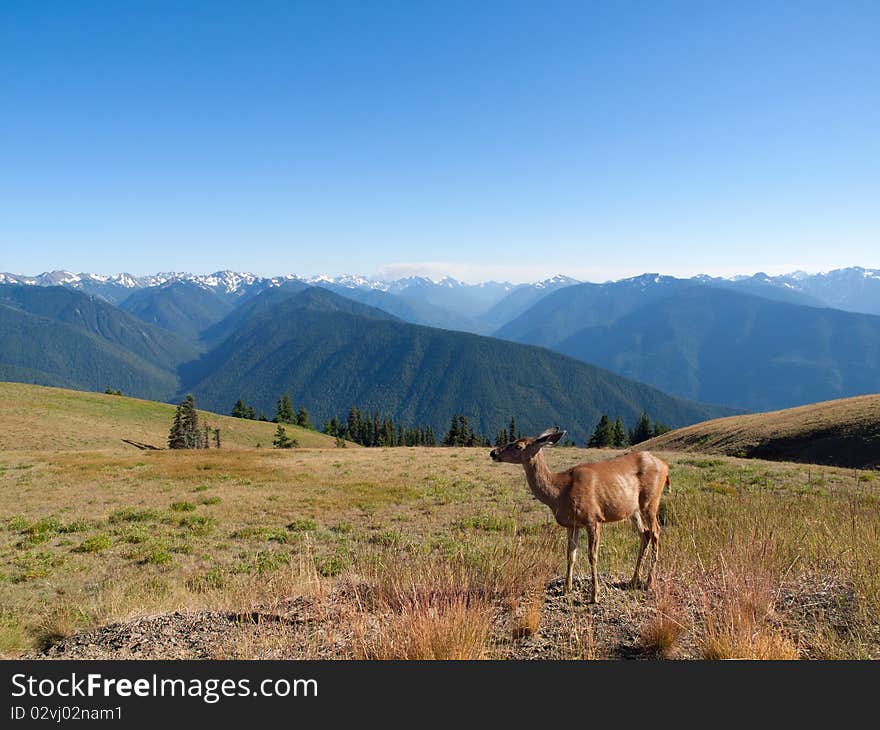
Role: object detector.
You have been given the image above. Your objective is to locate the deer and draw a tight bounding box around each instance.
[489,427,669,603]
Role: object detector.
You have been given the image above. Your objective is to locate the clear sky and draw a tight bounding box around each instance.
[1,1,878,283]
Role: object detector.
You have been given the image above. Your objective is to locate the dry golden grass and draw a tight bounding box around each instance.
[1,396,879,658]
[640,577,687,657]
[354,597,494,660]
[640,393,880,468]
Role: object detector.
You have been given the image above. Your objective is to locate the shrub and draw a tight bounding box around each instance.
[287,518,318,532]
[109,508,163,524]
[73,534,112,553]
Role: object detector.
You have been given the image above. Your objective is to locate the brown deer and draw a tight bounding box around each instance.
[490,427,669,603]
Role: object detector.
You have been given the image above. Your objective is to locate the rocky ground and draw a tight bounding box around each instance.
[29,570,868,660]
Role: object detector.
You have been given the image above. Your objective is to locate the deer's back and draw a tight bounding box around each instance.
[563,451,668,525]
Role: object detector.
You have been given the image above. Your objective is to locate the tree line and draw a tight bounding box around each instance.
[231,392,313,429]
[227,392,671,449]
[322,406,438,447]
[587,412,670,448]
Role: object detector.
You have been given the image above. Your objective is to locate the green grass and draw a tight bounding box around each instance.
[0,381,347,451]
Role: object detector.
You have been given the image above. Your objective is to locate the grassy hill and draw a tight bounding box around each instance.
[639,394,880,468]
[0,382,342,451]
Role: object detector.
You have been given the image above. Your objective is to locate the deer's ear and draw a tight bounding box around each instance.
[535,427,566,446]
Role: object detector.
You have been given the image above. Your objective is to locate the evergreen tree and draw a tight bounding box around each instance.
[347,406,359,443]
[180,394,200,449]
[588,414,614,448]
[273,424,296,449]
[231,399,248,419]
[652,421,671,438]
[458,416,468,445]
[612,417,628,447]
[443,414,460,446]
[629,413,654,445]
[509,416,519,441]
[246,405,256,420]
[275,392,294,424]
[168,405,186,449]
[296,405,312,429]
[425,426,437,446]
[170,395,201,449]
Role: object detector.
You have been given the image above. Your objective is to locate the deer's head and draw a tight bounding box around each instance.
[489,427,566,464]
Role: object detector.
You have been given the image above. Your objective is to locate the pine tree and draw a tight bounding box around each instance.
[459,416,470,446]
[275,392,294,424]
[629,413,654,445]
[246,406,256,420]
[296,405,312,429]
[426,426,437,446]
[169,395,201,449]
[273,424,296,449]
[509,416,518,441]
[443,415,460,446]
[231,399,248,419]
[652,421,671,438]
[168,405,186,449]
[258,411,268,422]
[588,414,614,448]
[180,395,200,448]
[612,417,628,447]
[347,406,359,443]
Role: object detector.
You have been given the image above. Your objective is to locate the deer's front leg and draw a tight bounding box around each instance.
[565,526,580,593]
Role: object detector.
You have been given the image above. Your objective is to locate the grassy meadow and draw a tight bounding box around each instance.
[1,436,878,659]
[0,382,339,451]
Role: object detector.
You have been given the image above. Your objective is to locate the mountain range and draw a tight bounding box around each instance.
[2,265,880,434]
[0,281,728,442]
[4,266,880,310]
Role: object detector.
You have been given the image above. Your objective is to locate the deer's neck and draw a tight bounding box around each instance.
[522,451,562,507]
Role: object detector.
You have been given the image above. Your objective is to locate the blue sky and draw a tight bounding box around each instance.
[1,1,878,282]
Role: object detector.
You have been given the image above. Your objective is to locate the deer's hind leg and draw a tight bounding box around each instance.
[586,522,601,604]
[645,513,661,589]
[630,511,651,590]
[565,526,580,593]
